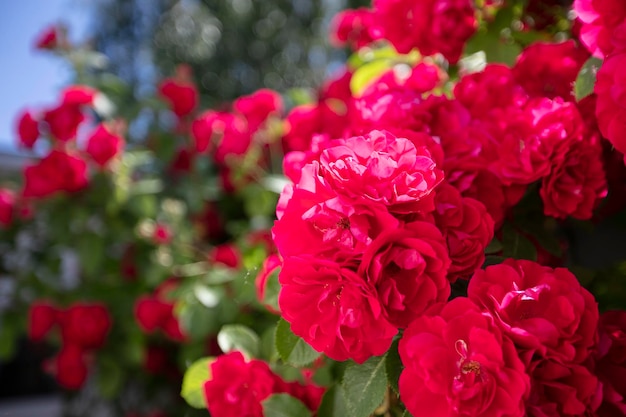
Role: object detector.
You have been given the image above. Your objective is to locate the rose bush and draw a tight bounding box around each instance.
[1,0,626,416]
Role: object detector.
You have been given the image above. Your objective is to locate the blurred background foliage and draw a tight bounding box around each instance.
[91,0,368,108]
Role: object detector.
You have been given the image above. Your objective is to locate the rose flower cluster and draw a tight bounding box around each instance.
[13,85,123,201]
[264,0,626,415]
[28,301,112,389]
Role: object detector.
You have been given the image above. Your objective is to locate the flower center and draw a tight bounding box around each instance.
[336,217,350,229]
[453,339,484,387]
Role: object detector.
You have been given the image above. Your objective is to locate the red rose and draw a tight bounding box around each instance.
[433,182,494,281]
[526,359,601,417]
[52,344,88,390]
[489,98,584,186]
[169,147,194,175]
[575,0,626,57]
[28,301,59,342]
[16,110,40,149]
[279,256,397,363]
[329,8,383,50]
[319,130,444,214]
[0,189,15,227]
[468,259,599,365]
[203,351,278,417]
[358,220,451,328]
[595,310,626,416]
[60,303,112,350]
[61,85,97,106]
[352,83,431,133]
[374,0,477,63]
[158,65,198,118]
[282,380,325,412]
[34,25,60,50]
[208,243,241,269]
[595,51,626,157]
[255,254,282,313]
[209,112,251,165]
[85,124,124,167]
[281,105,321,154]
[540,133,607,220]
[273,165,400,257]
[22,150,89,198]
[42,102,85,142]
[454,64,526,119]
[134,296,171,333]
[398,297,530,417]
[152,223,172,245]
[233,88,283,133]
[512,41,589,101]
[161,314,187,343]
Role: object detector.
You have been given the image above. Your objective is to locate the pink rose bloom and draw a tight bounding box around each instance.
[85,124,124,167]
[595,51,626,158]
[204,352,277,417]
[279,256,397,363]
[319,130,444,215]
[574,0,626,57]
[468,259,599,365]
[512,41,589,101]
[358,220,451,328]
[433,182,494,281]
[373,0,477,63]
[399,297,529,417]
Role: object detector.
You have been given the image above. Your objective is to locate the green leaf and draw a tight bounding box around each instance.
[575,57,603,101]
[465,30,522,66]
[347,44,400,69]
[0,318,16,360]
[77,232,104,279]
[341,355,388,417]
[260,268,281,312]
[385,338,403,394]
[485,238,503,255]
[181,357,213,409]
[97,358,123,399]
[261,393,312,417]
[350,59,393,97]
[502,223,537,261]
[317,385,348,417]
[275,318,322,367]
[177,298,220,339]
[217,324,260,359]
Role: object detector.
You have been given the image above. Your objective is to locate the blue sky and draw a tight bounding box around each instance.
[0,1,90,150]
